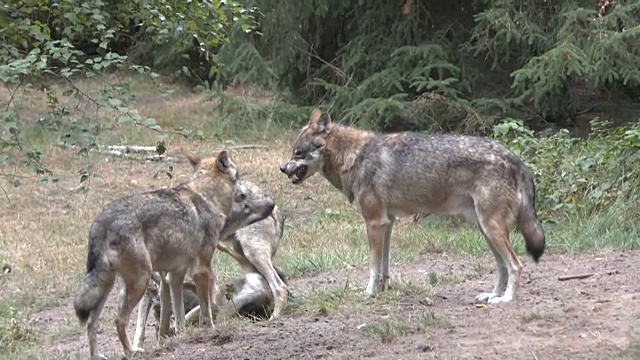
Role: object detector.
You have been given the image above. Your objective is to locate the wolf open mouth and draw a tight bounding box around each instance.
[289,165,308,185]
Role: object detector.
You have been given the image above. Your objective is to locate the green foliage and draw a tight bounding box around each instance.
[493,118,640,218]
[0,0,255,181]
[215,0,640,130]
[216,42,279,89]
[0,0,256,78]
[210,91,315,129]
[508,4,640,122]
[0,303,36,354]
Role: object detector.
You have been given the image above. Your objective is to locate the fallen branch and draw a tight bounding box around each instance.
[558,273,594,281]
[558,270,619,281]
[57,143,269,163]
[102,145,158,153]
[57,142,180,162]
[101,150,179,162]
[212,144,269,152]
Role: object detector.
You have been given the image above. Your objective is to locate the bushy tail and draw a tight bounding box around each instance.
[74,229,114,324]
[517,168,546,262]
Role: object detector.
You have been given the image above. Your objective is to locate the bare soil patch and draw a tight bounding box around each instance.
[39,250,640,360]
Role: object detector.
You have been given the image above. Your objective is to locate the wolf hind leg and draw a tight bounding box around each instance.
[87,272,115,360]
[116,271,151,357]
[114,247,152,357]
[474,230,509,303]
[250,257,289,321]
[474,201,522,304]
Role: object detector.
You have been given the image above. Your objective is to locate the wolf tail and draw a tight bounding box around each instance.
[516,167,546,262]
[74,225,115,324]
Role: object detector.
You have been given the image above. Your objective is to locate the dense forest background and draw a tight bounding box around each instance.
[1,0,638,216]
[215,0,640,135]
[2,0,640,135]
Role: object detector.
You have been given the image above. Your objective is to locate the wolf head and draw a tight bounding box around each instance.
[187,150,239,184]
[222,180,276,238]
[279,109,331,185]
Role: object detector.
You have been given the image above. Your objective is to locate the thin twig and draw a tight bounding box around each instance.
[45,70,102,107]
[0,182,9,204]
[558,273,594,281]
[558,270,619,281]
[3,80,23,112]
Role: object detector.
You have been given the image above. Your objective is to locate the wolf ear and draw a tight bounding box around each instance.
[309,109,331,134]
[216,150,232,172]
[186,154,201,168]
[316,113,331,133]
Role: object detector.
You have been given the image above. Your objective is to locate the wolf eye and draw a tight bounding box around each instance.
[293,149,304,157]
[240,192,247,200]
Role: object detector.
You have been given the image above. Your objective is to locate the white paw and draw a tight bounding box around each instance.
[364,285,379,298]
[475,292,502,303]
[94,354,108,360]
[124,347,145,359]
[487,295,513,304]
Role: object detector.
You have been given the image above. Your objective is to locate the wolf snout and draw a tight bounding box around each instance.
[279,163,289,174]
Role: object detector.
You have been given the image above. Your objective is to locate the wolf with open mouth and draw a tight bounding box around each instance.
[279,130,324,185]
[279,108,546,306]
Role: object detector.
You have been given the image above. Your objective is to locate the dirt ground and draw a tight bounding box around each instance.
[38,249,639,360]
[4,78,637,360]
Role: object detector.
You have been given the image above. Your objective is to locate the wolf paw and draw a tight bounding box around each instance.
[474,292,502,303]
[123,347,145,359]
[487,294,513,304]
[364,287,379,299]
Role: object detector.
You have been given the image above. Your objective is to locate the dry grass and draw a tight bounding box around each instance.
[1,73,638,357]
[0,73,485,356]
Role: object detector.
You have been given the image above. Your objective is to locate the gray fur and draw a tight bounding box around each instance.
[280,109,545,305]
[73,151,246,360]
[132,181,289,348]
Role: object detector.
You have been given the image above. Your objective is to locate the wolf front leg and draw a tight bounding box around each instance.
[168,270,188,334]
[379,215,396,292]
[157,273,173,339]
[363,216,391,298]
[361,193,392,298]
[192,248,216,328]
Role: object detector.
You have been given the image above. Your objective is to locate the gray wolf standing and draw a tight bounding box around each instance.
[74,150,243,360]
[279,109,545,304]
[131,181,286,347]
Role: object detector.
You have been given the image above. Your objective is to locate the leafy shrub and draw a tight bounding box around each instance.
[1,0,255,180]
[209,91,315,128]
[0,303,36,354]
[493,118,640,218]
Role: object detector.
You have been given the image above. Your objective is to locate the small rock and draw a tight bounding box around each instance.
[418,344,435,352]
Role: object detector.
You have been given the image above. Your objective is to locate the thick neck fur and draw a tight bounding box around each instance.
[187,173,235,216]
[321,124,373,197]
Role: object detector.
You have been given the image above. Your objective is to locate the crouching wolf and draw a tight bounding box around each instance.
[214,202,289,321]
[131,181,287,347]
[146,269,290,343]
[279,109,545,304]
[73,150,249,360]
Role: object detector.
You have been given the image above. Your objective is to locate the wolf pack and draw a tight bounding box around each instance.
[74,109,546,359]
